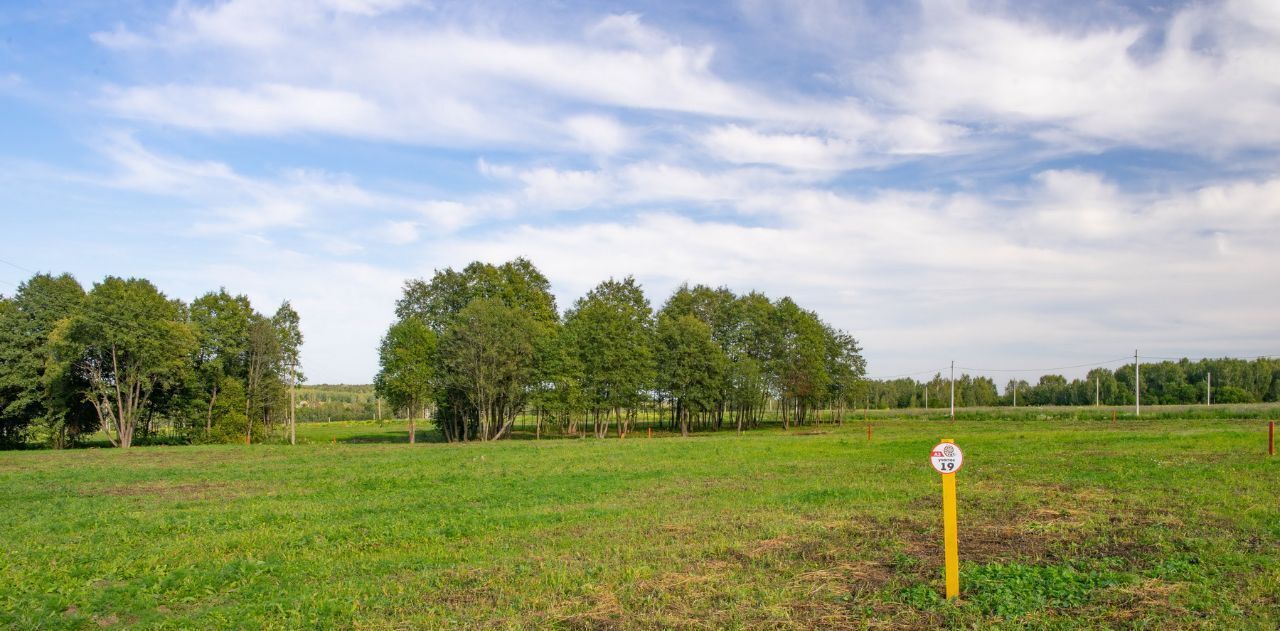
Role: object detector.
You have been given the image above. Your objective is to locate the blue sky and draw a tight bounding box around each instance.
[2,0,1279,384]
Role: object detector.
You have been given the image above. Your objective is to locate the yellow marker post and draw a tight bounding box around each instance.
[929,438,964,600]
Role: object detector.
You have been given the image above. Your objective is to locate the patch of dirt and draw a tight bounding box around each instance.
[427,569,504,609]
[961,523,1057,563]
[556,590,626,631]
[1101,579,1188,623]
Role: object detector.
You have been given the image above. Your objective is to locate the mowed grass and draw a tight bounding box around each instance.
[2,417,1278,629]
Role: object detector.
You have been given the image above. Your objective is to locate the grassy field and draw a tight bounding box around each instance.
[2,416,1278,629]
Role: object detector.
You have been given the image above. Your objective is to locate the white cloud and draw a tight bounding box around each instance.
[376,220,421,245]
[880,0,1280,152]
[91,5,909,159]
[93,136,445,237]
[700,125,861,171]
[103,84,387,136]
[1026,169,1129,240]
[563,114,631,156]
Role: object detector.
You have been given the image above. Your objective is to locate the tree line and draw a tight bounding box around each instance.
[865,358,1280,409]
[0,273,302,448]
[375,258,867,441]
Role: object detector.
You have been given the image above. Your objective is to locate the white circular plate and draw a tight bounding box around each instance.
[929,442,964,474]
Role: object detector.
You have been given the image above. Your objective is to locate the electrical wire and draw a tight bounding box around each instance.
[956,356,1132,373]
[0,257,37,275]
[865,367,949,381]
[1141,354,1280,361]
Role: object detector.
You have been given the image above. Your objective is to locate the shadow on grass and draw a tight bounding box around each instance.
[334,431,444,444]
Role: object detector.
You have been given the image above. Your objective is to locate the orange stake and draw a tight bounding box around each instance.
[648,427,652,439]
[867,424,872,442]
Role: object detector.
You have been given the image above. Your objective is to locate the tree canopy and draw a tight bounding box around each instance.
[0,273,303,448]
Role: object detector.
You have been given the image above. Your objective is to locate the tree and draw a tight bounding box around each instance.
[53,277,195,448]
[654,314,726,437]
[439,298,538,441]
[824,327,867,423]
[394,258,558,442]
[272,301,304,445]
[244,315,281,445]
[190,290,253,439]
[374,318,436,444]
[770,298,830,428]
[0,274,95,447]
[563,277,654,438]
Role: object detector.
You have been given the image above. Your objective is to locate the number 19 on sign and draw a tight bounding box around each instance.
[930,440,964,600]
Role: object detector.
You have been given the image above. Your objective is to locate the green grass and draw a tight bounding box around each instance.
[2,416,1278,628]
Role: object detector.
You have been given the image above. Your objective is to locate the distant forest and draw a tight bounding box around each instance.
[866,357,1280,410]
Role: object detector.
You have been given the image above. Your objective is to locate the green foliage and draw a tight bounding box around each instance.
[0,273,303,449]
[374,318,437,420]
[388,259,558,442]
[53,277,196,448]
[563,277,654,436]
[439,297,539,441]
[0,274,95,447]
[963,563,1126,617]
[655,314,727,436]
[203,376,249,443]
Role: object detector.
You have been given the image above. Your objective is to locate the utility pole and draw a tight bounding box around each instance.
[1013,382,1017,407]
[1095,376,1100,406]
[950,360,955,420]
[1134,349,1140,417]
[924,383,928,409]
[1206,372,1211,405]
[289,366,297,446]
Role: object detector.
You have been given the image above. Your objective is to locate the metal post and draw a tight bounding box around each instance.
[1134,349,1140,417]
[950,361,955,421]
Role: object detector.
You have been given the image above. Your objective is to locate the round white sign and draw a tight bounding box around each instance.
[929,442,963,474]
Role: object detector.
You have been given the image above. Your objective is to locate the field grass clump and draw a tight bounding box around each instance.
[2,416,1278,628]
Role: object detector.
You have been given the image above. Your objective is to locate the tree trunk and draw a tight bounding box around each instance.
[205,382,218,438]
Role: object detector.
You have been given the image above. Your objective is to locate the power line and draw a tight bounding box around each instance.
[1141,354,1280,361]
[865,367,949,380]
[0,257,36,275]
[956,356,1131,373]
